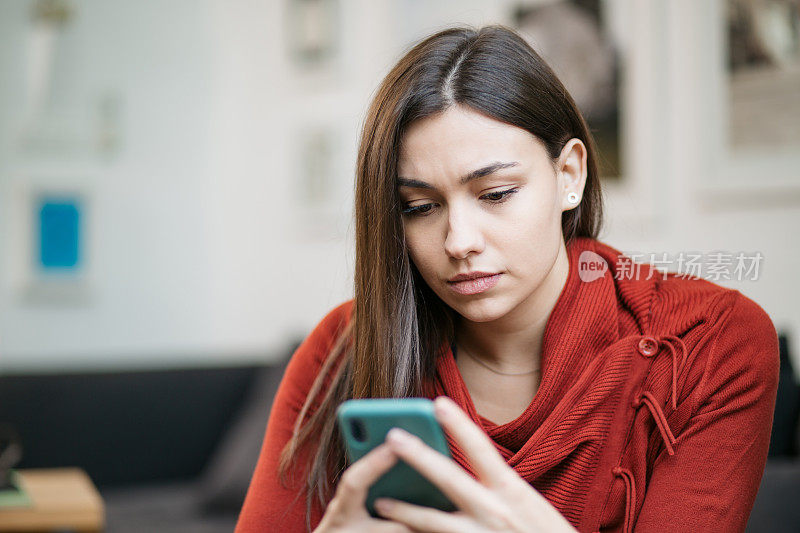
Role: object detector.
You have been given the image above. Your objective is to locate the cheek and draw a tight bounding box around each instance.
[504,195,560,237]
[404,228,436,272]
[497,201,562,261]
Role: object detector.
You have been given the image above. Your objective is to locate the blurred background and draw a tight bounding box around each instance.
[0,0,798,531]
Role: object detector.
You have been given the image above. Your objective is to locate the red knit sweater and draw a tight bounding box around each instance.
[236,237,779,532]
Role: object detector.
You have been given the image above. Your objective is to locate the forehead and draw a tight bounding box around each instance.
[397,106,545,178]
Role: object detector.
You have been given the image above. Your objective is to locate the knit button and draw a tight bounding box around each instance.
[631,396,642,408]
[612,466,623,475]
[637,336,659,357]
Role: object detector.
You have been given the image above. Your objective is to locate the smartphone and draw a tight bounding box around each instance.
[336,398,457,517]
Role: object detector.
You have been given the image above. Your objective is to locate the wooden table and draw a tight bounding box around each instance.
[0,468,104,532]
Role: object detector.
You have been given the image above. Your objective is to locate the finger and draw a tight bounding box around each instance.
[433,396,517,487]
[368,520,418,533]
[434,399,563,518]
[374,498,472,533]
[384,427,497,518]
[335,443,399,515]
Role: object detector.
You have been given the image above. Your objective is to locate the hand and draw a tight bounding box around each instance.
[313,442,415,533]
[374,396,579,533]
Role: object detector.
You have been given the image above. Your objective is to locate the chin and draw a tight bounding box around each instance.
[449,297,511,323]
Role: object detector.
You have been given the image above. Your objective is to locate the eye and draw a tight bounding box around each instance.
[481,187,519,203]
[401,187,520,217]
[401,202,436,217]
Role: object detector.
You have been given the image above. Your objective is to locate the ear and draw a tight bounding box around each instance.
[557,138,588,212]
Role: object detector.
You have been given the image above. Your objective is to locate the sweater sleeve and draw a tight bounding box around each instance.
[634,292,780,532]
[234,300,353,533]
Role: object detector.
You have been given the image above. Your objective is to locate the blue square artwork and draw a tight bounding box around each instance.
[37,197,82,270]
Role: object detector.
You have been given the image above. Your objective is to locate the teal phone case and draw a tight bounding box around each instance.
[336,398,457,517]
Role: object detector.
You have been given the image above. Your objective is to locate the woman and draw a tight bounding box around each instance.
[236,25,779,533]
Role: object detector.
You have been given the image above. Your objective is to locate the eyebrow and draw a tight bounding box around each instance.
[396,161,520,190]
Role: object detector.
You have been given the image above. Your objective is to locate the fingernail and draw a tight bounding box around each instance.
[386,427,410,443]
[434,396,453,415]
[374,498,394,513]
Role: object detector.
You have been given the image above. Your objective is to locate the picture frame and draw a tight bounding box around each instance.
[290,121,352,241]
[696,0,800,206]
[286,0,340,70]
[513,0,624,181]
[6,171,95,305]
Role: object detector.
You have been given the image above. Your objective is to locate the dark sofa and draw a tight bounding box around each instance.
[0,343,293,533]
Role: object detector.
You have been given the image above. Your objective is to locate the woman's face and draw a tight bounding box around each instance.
[397,105,586,325]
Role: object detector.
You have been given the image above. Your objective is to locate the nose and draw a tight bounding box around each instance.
[444,205,485,259]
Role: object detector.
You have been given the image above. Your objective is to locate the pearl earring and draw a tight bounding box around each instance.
[567,192,579,204]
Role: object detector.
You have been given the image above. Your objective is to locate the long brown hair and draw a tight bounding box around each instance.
[277,24,604,531]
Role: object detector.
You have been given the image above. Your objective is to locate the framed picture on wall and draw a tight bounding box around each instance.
[7,176,94,304]
[726,0,800,152]
[286,0,340,69]
[513,0,624,181]
[698,0,800,202]
[290,123,350,241]
[508,0,674,237]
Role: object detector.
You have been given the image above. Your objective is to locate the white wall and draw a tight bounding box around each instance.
[0,0,400,372]
[1,0,797,374]
[0,0,221,370]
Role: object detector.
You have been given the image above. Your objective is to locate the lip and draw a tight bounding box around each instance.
[448,271,500,282]
[447,272,502,295]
